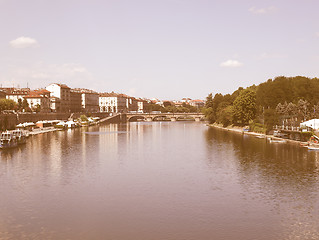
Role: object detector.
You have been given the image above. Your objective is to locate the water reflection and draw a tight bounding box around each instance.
[205,127,319,239]
[1,123,319,239]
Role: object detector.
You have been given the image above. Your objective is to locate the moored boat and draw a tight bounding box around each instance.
[308,145,319,150]
[0,131,18,149]
[268,137,286,143]
[11,129,27,145]
[307,143,319,150]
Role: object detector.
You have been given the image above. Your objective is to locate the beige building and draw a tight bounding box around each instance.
[46,83,71,112]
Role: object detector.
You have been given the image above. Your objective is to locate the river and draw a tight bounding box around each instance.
[1,122,319,239]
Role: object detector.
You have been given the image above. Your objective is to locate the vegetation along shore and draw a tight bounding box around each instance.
[202,76,319,143]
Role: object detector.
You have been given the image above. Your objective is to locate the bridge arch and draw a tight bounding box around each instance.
[128,116,146,122]
[126,113,205,122]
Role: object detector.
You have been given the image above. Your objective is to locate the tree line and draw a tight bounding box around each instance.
[145,102,201,113]
[203,76,319,133]
[0,98,32,113]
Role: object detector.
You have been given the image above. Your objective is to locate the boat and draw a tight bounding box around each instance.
[268,137,286,143]
[308,145,319,150]
[0,131,18,149]
[307,142,319,150]
[54,121,66,129]
[256,135,266,139]
[11,129,27,144]
[65,120,78,128]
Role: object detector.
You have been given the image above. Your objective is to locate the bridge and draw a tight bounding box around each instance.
[126,112,205,122]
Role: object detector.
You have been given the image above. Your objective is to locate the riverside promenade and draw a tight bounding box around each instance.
[209,123,307,146]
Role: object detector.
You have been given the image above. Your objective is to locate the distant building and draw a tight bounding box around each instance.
[126,96,138,112]
[49,97,61,112]
[300,119,319,130]
[99,92,127,113]
[136,98,149,113]
[24,89,51,112]
[73,88,99,112]
[189,99,205,108]
[181,98,192,104]
[46,83,71,112]
[70,89,82,113]
[0,90,5,99]
[0,88,30,103]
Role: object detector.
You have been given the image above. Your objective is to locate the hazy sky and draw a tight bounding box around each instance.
[1,0,319,100]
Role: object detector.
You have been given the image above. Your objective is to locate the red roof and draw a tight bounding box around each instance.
[24,94,43,98]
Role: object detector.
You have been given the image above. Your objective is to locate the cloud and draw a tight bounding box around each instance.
[249,6,277,15]
[220,60,243,67]
[9,36,38,48]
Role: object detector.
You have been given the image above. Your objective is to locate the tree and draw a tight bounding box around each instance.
[218,105,233,127]
[205,93,213,108]
[264,108,279,132]
[163,101,172,107]
[297,99,309,121]
[35,104,41,113]
[232,89,257,126]
[22,99,29,111]
[0,99,17,112]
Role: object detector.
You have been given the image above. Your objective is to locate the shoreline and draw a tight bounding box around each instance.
[208,123,307,146]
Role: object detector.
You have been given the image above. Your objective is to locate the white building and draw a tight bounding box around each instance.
[46,83,71,112]
[300,119,319,130]
[99,92,127,113]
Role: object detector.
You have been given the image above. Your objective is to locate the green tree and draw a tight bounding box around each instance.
[218,105,233,127]
[233,89,257,126]
[35,104,41,113]
[205,93,213,108]
[0,99,17,112]
[264,108,279,132]
[22,99,29,111]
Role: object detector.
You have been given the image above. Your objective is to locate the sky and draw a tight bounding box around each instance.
[1,0,319,100]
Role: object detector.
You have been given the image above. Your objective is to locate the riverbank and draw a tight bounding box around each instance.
[208,123,307,146]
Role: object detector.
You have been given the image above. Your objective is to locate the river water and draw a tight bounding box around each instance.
[1,122,319,240]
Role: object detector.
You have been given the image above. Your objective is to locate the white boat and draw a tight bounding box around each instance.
[268,138,286,143]
[11,129,27,144]
[308,145,319,150]
[54,121,66,129]
[307,143,319,150]
[65,120,78,128]
[256,135,266,139]
[0,131,18,149]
